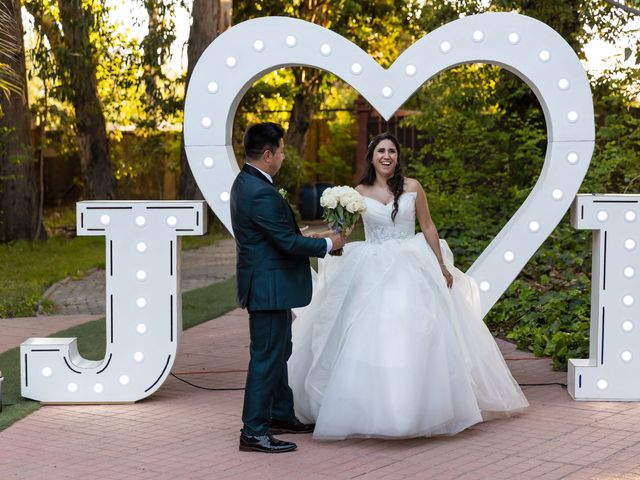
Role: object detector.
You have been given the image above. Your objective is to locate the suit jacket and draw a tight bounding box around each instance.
[230,164,327,310]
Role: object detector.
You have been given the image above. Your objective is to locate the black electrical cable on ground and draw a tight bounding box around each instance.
[170,371,566,391]
[170,373,245,391]
[519,382,567,387]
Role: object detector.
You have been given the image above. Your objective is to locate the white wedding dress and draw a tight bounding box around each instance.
[288,191,528,440]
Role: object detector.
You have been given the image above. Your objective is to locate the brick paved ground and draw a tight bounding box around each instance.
[3,236,640,479]
[2,308,640,479]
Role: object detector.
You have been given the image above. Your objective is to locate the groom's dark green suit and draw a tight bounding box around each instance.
[230,163,327,436]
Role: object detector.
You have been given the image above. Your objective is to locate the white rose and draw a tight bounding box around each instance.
[345,199,360,213]
[320,189,338,209]
[337,187,357,206]
[348,192,360,205]
[322,186,366,211]
[324,196,338,209]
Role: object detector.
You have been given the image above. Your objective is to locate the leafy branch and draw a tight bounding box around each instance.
[603,0,640,16]
[0,2,22,100]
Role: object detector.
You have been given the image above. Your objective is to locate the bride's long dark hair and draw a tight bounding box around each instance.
[358,132,404,222]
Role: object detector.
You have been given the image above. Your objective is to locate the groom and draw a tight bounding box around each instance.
[230,122,346,453]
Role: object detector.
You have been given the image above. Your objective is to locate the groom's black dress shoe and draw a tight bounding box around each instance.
[239,432,297,453]
[269,416,315,434]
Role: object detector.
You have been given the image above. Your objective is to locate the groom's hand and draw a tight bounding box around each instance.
[329,233,346,251]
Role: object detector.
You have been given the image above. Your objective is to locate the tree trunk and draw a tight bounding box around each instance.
[283,1,329,156]
[179,0,227,200]
[57,0,116,200]
[286,92,313,154]
[285,67,320,155]
[142,1,162,127]
[0,0,45,241]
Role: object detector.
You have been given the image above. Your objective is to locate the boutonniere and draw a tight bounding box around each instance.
[278,188,288,200]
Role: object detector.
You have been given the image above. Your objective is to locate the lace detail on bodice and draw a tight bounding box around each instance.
[362,192,417,244]
[365,224,415,243]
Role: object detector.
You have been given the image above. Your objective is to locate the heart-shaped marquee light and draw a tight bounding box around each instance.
[184,13,594,316]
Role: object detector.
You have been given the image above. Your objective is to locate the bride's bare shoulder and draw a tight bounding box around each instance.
[403,177,422,193]
[355,184,368,194]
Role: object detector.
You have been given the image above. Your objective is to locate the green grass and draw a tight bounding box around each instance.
[182,218,232,250]
[349,221,365,242]
[181,228,230,250]
[0,236,107,317]
[0,276,238,431]
[0,220,230,319]
[43,204,77,232]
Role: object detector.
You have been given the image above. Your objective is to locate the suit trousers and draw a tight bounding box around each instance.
[241,309,295,436]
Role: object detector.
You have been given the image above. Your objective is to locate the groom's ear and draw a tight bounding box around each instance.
[262,148,274,163]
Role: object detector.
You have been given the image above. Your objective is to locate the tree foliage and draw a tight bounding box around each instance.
[0,1,21,101]
[178,0,229,200]
[394,0,640,369]
[9,0,640,367]
[23,0,117,199]
[234,0,423,155]
[0,0,44,242]
[137,0,179,129]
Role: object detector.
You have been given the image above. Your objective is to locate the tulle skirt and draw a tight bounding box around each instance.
[288,235,528,440]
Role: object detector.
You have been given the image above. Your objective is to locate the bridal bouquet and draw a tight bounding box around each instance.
[320,186,366,256]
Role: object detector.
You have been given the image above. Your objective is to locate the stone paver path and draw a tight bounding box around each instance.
[43,239,236,316]
[3,308,640,479]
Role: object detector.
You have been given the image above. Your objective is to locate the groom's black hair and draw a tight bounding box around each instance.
[244,122,285,160]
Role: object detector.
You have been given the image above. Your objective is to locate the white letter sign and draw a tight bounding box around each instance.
[568,194,640,400]
[23,12,615,403]
[21,201,205,403]
[183,13,595,316]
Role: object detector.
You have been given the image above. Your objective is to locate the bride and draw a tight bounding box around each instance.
[288,132,528,440]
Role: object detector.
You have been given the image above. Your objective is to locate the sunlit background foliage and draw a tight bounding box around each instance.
[2,0,640,368]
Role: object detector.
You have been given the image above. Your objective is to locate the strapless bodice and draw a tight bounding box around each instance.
[362,192,417,243]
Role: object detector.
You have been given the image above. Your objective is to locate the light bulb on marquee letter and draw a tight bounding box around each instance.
[21,201,206,403]
[568,195,640,400]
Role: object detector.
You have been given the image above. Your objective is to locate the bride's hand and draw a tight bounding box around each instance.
[300,226,317,238]
[440,264,453,288]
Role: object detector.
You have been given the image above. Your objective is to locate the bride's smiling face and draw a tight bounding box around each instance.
[372,139,398,178]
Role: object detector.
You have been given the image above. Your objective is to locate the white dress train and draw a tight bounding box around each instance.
[288,192,528,440]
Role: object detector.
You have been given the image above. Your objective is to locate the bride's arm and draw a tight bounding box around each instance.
[411,179,453,288]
